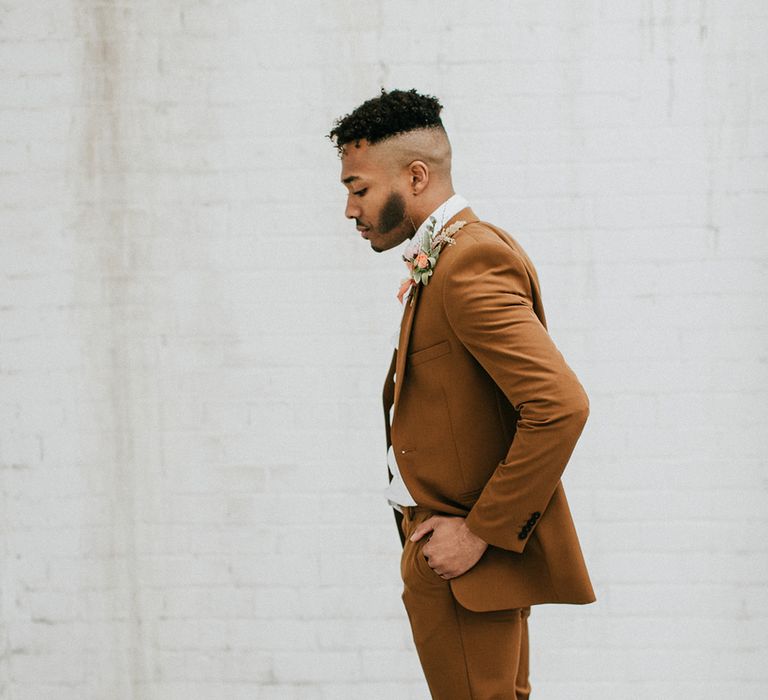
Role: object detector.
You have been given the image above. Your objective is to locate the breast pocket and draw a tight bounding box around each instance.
[408,339,451,367]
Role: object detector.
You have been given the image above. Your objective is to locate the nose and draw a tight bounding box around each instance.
[345,195,360,220]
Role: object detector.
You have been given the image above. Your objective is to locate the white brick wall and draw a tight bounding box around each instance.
[1,1,766,698]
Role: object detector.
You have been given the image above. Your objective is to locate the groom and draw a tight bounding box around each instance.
[329,89,595,699]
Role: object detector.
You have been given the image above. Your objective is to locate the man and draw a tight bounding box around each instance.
[329,89,595,699]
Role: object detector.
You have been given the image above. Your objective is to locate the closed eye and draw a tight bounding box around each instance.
[353,188,367,197]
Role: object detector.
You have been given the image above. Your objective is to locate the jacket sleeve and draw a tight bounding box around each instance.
[442,233,589,553]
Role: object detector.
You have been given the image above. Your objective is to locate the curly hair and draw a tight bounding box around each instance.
[328,88,444,153]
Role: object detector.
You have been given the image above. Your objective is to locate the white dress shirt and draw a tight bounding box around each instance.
[383,194,469,512]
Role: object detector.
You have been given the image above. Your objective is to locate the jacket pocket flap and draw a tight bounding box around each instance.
[408,339,451,367]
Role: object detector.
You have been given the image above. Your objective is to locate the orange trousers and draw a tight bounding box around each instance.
[400,507,531,700]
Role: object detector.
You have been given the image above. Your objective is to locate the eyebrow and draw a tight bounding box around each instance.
[342,175,360,184]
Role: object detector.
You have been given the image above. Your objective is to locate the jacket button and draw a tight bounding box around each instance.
[518,532,527,540]
[532,512,541,519]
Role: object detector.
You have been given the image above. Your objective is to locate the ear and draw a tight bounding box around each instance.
[408,160,429,195]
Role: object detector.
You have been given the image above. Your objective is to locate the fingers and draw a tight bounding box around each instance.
[410,515,457,578]
[430,565,453,580]
[432,561,460,580]
[409,516,438,542]
[423,551,454,579]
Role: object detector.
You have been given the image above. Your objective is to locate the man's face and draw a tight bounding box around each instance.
[339,140,416,253]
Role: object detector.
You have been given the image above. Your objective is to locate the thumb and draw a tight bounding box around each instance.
[409,517,437,542]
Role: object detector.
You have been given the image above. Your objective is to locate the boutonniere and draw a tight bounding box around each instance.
[397,217,467,304]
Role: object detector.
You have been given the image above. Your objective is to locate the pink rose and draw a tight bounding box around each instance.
[415,252,430,269]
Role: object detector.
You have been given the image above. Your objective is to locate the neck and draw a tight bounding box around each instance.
[410,186,456,231]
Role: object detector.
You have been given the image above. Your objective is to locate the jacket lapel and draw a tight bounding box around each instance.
[393,283,420,413]
[392,206,479,416]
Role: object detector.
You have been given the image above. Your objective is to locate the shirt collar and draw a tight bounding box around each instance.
[405,194,468,258]
[414,193,468,243]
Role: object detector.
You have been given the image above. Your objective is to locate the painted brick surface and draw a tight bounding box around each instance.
[1,1,766,698]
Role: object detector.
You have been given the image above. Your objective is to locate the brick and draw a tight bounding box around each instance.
[272,650,362,684]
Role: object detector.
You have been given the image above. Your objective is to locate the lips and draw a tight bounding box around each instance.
[356,225,370,238]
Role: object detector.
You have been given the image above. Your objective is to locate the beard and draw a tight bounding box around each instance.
[366,191,415,252]
[378,191,408,233]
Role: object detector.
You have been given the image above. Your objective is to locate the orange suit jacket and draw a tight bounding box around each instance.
[383,207,595,612]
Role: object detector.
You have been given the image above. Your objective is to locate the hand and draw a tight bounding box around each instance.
[410,516,488,580]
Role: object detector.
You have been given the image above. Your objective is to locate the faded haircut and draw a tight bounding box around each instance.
[328,88,444,154]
